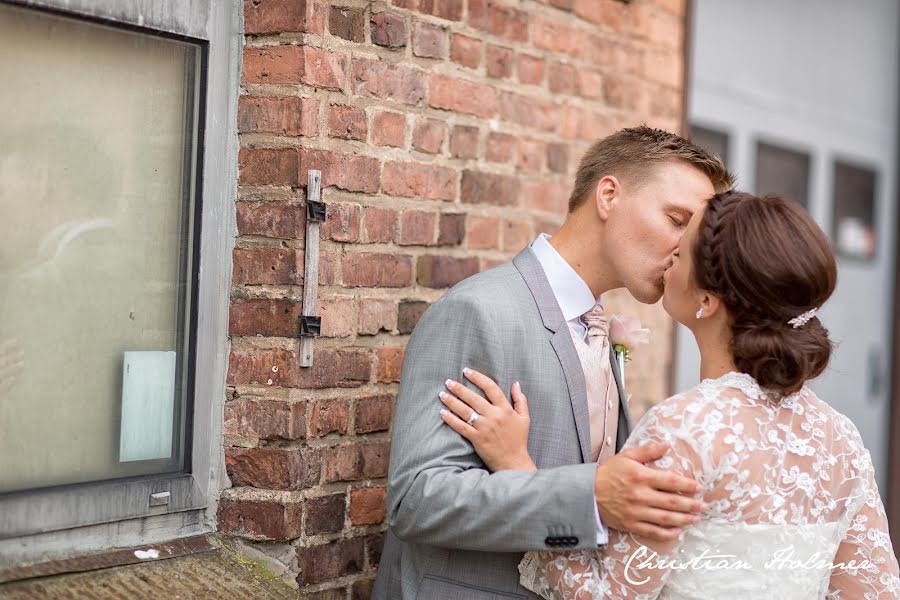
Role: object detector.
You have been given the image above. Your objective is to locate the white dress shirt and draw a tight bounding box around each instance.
[530,233,610,546]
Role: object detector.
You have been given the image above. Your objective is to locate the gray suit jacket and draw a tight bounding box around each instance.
[373,246,633,600]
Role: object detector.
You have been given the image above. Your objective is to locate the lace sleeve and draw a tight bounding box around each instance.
[827,426,900,599]
[519,397,707,599]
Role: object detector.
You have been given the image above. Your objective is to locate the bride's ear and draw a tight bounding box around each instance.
[698,293,722,319]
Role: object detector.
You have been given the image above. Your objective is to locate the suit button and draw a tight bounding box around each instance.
[606,436,613,446]
[567,536,578,545]
[544,537,555,546]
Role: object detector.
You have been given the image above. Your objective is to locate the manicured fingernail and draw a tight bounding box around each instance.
[439,391,448,400]
[463,367,472,375]
[440,409,449,416]
[445,379,454,387]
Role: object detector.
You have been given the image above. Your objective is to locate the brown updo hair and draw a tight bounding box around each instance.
[691,190,837,396]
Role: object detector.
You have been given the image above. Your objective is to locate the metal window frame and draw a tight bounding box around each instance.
[0,0,237,566]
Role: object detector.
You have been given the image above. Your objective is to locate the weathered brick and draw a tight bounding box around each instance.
[224,397,306,440]
[320,202,362,243]
[324,442,391,483]
[232,247,298,285]
[371,110,406,148]
[548,60,579,95]
[371,11,407,48]
[438,213,465,246]
[397,300,429,334]
[485,44,514,79]
[449,125,479,159]
[355,394,394,433]
[498,91,558,132]
[310,398,350,437]
[306,493,347,535]
[319,295,356,337]
[485,132,516,163]
[329,5,366,42]
[429,74,497,118]
[572,0,604,24]
[413,21,449,59]
[227,345,301,387]
[466,215,501,249]
[296,348,372,388]
[358,299,398,335]
[578,67,604,99]
[558,104,614,141]
[238,147,299,187]
[342,252,412,288]
[393,0,463,20]
[461,170,520,206]
[299,149,380,194]
[236,201,305,239]
[383,161,456,201]
[327,104,367,141]
[524,179,569,213]
[376,346,405,383]
[244,0,308,34]
[350,487,386,526]
[242,46,347,89]
[353,58,426,105]
[352,579,375,600]
[238,97,317,137]
[230,298,302,337]
[546,143,569,174]
[399,210,437,246]
[362,207,397,243]
[417,255,480,288]
[517,54,545,85]
[226,447,321,490]
[517,139,546,172]
[450,33,481,68]
[307,588,347,600]
[297,538,364,585]
[503,218,534,252]
[411,117,446,154]
[365,531,385,570]
[468,0,529,42]
[218,498,303,541]
[532,16,586,59]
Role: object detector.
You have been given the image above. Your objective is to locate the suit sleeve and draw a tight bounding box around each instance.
[385,294,599,553]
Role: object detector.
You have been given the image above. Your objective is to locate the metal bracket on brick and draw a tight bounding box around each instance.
[300,170,323,367]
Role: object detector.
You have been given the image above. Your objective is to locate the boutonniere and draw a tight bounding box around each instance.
[609,315,650,382]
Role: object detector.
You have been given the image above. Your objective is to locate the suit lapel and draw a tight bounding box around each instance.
[513,248,592,462]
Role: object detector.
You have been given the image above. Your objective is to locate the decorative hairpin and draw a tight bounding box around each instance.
[788,308,818,329]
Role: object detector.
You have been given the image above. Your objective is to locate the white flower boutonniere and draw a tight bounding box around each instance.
[609,315,650,383]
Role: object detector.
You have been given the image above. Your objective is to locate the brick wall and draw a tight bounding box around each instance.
[220,0,687,596]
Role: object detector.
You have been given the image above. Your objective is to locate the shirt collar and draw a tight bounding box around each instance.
[530,233,600,322]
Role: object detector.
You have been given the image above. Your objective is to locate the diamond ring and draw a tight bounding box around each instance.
[467,411,480,425]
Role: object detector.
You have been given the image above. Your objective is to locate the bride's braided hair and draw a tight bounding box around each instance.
[691,191,837,395]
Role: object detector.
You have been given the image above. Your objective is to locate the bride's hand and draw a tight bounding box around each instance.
[439,368,536,472]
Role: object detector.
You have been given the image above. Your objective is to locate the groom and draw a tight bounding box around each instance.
[373,127,734,599]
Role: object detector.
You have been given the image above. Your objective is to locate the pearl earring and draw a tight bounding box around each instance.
[695,308,703,319]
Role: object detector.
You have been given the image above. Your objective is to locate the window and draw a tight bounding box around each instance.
[755,141,810,209]
[832,160,878,260]
[689,124,730,169]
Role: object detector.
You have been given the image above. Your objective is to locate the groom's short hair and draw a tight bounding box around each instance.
[567,126,734,212]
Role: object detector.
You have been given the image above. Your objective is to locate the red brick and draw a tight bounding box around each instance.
[393,0,463,20]
[376,346,405,383]
[461,170,520,206]
[468,0,529,42]
[371,11,407,48]
[517,139,546,172]
[342,252,412,288]
[578,68,604,99]
[358,299,398,335]
[244,0,308,34]
[438,213,466,246]
[323,442,391,483]
[548,60,579,95]
[319,295,356,337]
[603,74,642,110]
[644,47,683,88]
[400,210,438,246]
[466,215,501,250]
[242,46,347,89]
[498,91,558,132]
[532,16,586,59]
[449,125,479,159]
[310,398,350,436]
[355,394,394,434]
[350,487,386,526]
[524,179,569,213]
[558,104,614,141]
[371,110,406,148]
[450,33,481,68]
[238,147,299,187]
[236,201,304,239]
[485,132,516,163]
[227,345,301,387]
[352,579,374,600]
[383,161,456,201]
[297,538,364,585]
[218,498,303,541]
[306,587,347,600]
[315,248,341,286]
[517,54,545,85]
[397,300,429,334]
[229,298,302,337]
[416,255,480,288]
[486,44,514,79]
[503,218,534,252]
[362,207,397,243]
[572,0,604,24]
[238,97,317,136]
[224,397,306,440]
[413,21,449,59]
[232,247,298,285]
[299,149,380,194]
[320,202,362,242]
[226,447,321,490]
[352,58,426,105]
[296,348,373,388]
[329,5,366,42]
[546,143,569,174]
[366,531,385,570]
[306,493,347,535]
[428,74,496,118]
[548,0,575,9]
[412,118,446,154]
[327,104,367,141]
[649,85,681,120]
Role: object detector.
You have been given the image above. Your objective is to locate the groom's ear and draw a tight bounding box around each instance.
[593,175,620,221]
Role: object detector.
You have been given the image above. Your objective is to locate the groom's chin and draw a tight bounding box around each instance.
[631,284,664,305]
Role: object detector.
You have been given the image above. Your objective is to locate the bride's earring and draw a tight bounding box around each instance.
[695,308,703,319]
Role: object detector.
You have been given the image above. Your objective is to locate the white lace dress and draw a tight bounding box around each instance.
[518,372,900,599]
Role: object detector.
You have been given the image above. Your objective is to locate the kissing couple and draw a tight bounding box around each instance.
[372,126,900,599]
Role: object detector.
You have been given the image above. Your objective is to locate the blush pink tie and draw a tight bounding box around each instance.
[569,302,620,464]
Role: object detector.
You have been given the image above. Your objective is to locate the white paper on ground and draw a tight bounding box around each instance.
[119,350,176,462]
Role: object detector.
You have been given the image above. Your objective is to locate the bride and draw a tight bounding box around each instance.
[437,190,900,599]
